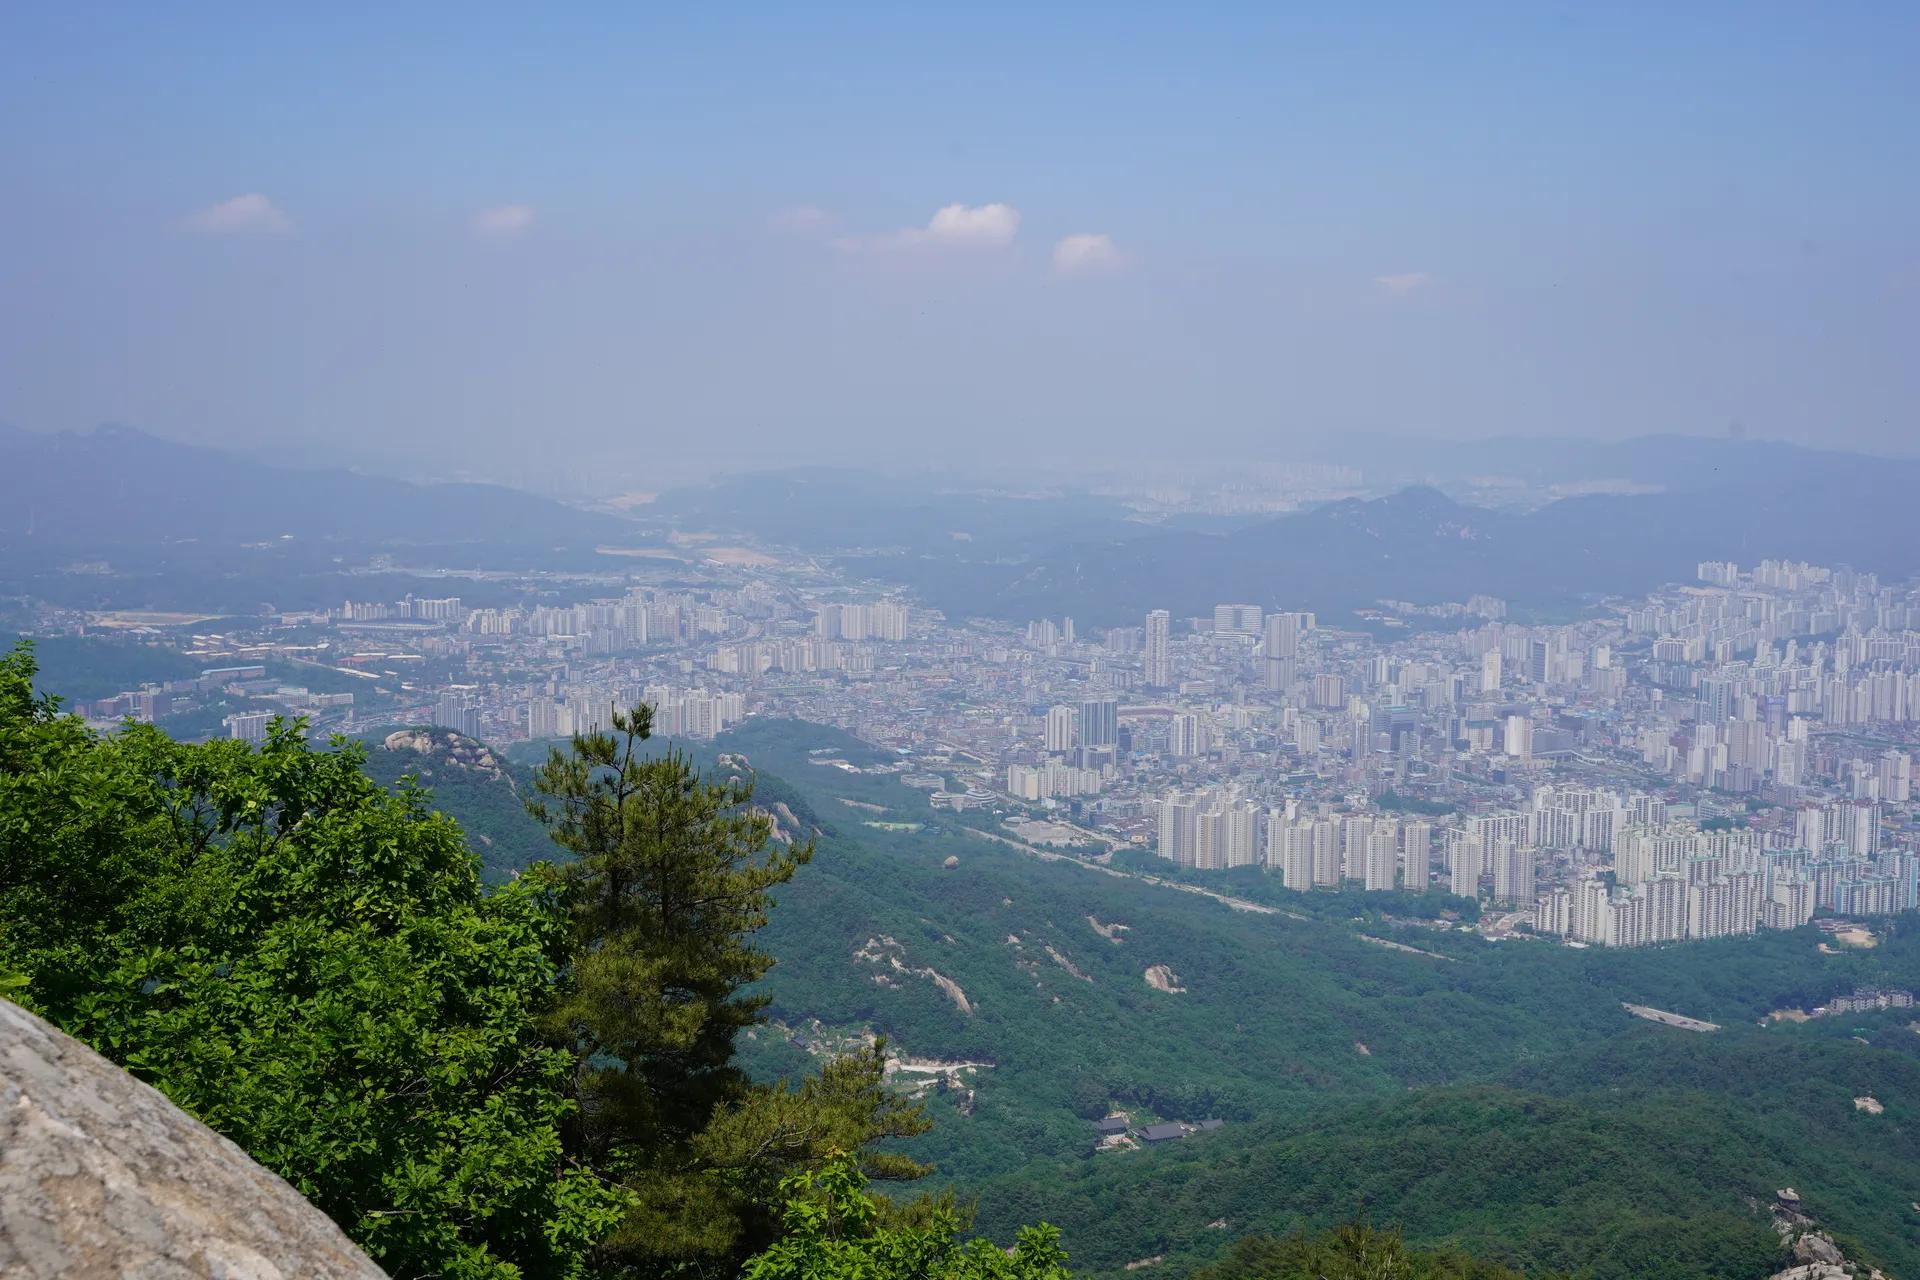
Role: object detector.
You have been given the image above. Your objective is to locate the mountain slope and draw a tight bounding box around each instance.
[356,727,554,881]
[710,719,1920,1280]
[0,424,635,549]
[370,714,1920,1280]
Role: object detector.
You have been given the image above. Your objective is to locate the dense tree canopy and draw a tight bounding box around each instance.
[0,642,960,1279]
[0,642,621,1277]
[1189,1224,1544,1280]
[743,1152,1070,1280]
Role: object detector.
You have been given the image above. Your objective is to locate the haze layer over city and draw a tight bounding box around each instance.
[3,7,1920,1280]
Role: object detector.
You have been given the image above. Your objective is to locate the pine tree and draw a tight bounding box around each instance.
[530,704,815,1264]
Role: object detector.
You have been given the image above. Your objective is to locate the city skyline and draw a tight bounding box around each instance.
[41,540,1920,956]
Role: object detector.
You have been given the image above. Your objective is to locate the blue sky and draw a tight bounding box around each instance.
[2,3,1915,486]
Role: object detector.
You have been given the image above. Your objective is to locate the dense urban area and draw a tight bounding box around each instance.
[31,541,1920,953]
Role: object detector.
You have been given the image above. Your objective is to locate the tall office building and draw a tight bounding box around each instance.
[1481,649,1502,693]
[1527,637,1551,684]
[1144,609,1173,688]
[1079,698,1119,749]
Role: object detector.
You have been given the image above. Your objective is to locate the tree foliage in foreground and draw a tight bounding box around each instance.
[1189,1224,1548,1280]
[743,1151,1070,1280]
[529,705,936,1271]
[0,642,950,1279]
[0,642,621,1277]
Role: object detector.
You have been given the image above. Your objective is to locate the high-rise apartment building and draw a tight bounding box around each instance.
[1045,704,1078,753]
[1402,820,1432,892]
[1263,612,1303,691]
[1213,603,1263,636]
[1365,820,1400,891]
[1144,609,1172,688]
[1505,714,1533,762]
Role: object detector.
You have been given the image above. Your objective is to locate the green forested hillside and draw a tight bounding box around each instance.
[970,1038,1920,1280]
[332,713,1920,1280]
[356,726,555,879]
[709,719,1920,1280]
[3,652,1037,1280]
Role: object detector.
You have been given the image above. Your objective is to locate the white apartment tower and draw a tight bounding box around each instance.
[1045,704,1078,753]
[1402,820,1432,892]
[1144,609,1173,688]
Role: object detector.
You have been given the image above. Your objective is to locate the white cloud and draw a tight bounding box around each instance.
[1374,271,1434,295]
[183,193,293,235]
[1051,232,1128,276]
[472,204,536,238]
[920,202,1020,247]
[839,202,1021,253]
[769,205,836,235]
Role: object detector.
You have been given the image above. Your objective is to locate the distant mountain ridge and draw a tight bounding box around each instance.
[851,439,1920,624]
[0,424,635,549]
[1294,430,1920,489]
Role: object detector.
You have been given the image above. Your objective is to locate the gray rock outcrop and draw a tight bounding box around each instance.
[0,997,386,1278]
[1793,1233,1846,1267]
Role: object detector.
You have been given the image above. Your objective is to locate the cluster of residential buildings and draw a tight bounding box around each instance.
[40,548,1920,949]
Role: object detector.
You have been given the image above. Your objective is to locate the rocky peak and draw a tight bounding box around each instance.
[382,727,505,780]
[1767,1189,1885,1280]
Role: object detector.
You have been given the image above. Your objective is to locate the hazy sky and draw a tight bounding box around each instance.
[2,3,1916,487]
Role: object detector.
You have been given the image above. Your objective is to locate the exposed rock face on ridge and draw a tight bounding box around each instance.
[382,727,506,780]
[0,998,386,1279]
[1767,1187,1886,1280]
